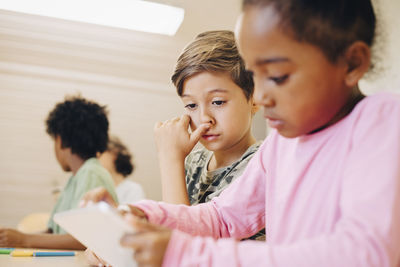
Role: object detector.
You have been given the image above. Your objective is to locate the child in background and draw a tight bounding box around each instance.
[83,0,400,265]
[0,96,118,249]
[154,30,265,240]
[99,136,145,204]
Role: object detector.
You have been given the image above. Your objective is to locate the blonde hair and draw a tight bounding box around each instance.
[171,30,254,100]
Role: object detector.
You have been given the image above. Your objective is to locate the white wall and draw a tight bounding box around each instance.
[361,0,400,93]
[0,9,186,226]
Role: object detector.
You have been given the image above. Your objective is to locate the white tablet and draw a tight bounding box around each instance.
[53,202,137,267]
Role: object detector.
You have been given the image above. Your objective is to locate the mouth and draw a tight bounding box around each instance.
[202,134,220,141]
[265,116,284,129]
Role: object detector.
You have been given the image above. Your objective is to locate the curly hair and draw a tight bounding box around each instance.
[46,96,109,160]
[107,136,134,178]
[171,30,254,100]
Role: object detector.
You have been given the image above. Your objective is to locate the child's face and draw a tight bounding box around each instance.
[236,6,351,138]
[54,135,70,172]
[181,71,255,152]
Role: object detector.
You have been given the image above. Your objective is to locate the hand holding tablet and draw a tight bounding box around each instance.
[54,202,137,267]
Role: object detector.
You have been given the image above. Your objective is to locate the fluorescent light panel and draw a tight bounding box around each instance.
[0,0,184,36]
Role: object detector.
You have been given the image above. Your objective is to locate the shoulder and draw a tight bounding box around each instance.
[118,180,143,191]
[242,140,263,158]
[354,93,400,114]
[117,180,145,203]
[185,146,211,166]
[347,93,400,131]
[76,158,112,184]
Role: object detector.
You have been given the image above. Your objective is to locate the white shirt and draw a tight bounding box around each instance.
[116,179,145,204]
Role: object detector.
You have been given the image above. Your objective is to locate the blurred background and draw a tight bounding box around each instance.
[0,0,399,227]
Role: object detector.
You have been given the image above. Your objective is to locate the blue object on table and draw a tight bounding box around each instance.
[33,251,75,257]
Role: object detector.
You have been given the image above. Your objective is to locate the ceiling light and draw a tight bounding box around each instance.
[0,0,184,36]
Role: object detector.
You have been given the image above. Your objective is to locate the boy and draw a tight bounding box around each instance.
[154,30,265,240]
[0,96,118,249]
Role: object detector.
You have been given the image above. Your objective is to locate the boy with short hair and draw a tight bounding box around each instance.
[0,96,118,249]
[154,30,265,240]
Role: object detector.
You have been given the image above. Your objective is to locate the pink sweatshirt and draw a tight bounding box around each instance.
[136,93,400,266]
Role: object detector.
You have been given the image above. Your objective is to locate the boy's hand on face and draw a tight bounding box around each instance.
[121,214,172,267]
[154,114,210,161]
[0,228,27,247]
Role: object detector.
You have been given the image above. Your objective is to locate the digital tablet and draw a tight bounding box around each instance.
[53,202,137,267]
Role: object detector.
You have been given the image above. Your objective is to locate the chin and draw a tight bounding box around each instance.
[277,129,300,139]
[63,166,71,172]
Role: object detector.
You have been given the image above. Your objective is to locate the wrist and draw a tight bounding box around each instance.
[23,233,31,247]
[117,204,132,215]
[158,152,185,162]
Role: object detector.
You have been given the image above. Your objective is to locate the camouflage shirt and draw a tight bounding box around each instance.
[185,141,265,240]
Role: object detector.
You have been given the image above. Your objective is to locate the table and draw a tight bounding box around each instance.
[0,250,89,267]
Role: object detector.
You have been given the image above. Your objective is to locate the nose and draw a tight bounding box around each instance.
[199,108,215,125]
[253,78,275,108]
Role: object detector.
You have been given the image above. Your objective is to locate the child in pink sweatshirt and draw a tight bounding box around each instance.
[82,0,400,266]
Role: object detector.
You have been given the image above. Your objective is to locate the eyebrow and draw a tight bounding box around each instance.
[181,88,229,98]
[255,57,290,66]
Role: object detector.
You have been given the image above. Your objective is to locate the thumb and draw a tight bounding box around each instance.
[189,123,210,144]
[124,214,155,233]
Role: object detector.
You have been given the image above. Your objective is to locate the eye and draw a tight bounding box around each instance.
[269,74,289,85]
[184,103,197,110]
[212,100,226,106]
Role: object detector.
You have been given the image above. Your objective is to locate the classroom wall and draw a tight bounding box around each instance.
[0,9,180,227]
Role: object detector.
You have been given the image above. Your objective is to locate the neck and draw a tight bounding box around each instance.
[112,173,125,186]
[68,155,86,175]
[208,132,256,171]
[310,85,365,134]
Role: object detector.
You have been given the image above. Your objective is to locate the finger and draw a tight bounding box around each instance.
[179,114,191,127]
[124,214,154,232]
[132,210,147,220]
[120,232,150,250]
[84,249,109,266]
[164,117,178,125]
[154,121,163,130]
[133,249,153,265]
[80,187,116,208]
[190,123,211,143]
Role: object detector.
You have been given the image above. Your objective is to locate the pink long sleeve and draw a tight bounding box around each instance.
[138,93,400,266]
[135,149,266,239]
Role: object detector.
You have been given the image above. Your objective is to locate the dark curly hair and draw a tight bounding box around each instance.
[46,96,109,160]
[107,136,134,178]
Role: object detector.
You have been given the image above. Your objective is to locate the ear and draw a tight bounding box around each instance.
[251,100,260,116]
[344,41,371,87]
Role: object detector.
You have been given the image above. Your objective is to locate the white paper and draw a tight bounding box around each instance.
[54,202,137,267]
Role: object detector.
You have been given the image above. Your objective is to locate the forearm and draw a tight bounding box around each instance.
[137,152,267,239]
[164,228,398,267]
[159,156,190,205]
[24,233,85,250]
